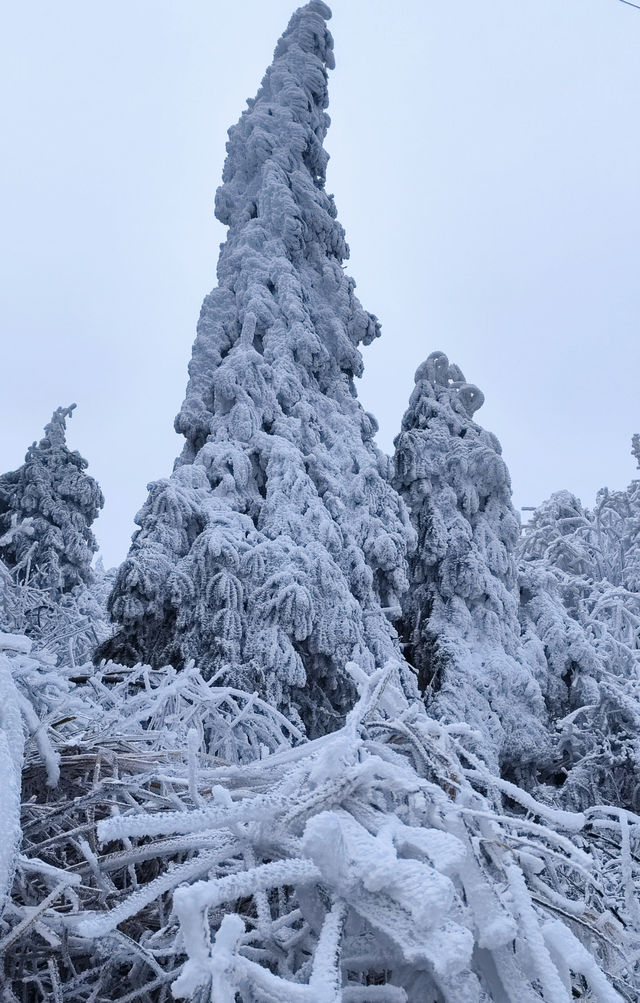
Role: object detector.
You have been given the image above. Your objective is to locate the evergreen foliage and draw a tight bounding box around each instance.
[99,0,415,734]
[393,351,547,773]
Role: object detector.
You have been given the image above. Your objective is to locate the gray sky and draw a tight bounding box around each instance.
[2,0,639,568]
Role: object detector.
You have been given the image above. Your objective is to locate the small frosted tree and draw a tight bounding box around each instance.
[393,351,547,773]
[0,405,103,594]
[0,406,106,662]
[99,0,415,734]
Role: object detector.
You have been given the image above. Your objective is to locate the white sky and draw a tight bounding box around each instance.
[1,0,639,568]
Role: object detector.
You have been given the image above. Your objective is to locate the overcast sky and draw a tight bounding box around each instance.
[2,0,639,568]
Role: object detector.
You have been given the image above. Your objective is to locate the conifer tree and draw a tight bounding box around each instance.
[393,351,547,772]
[100,1,416,734]
[0,405,103,595]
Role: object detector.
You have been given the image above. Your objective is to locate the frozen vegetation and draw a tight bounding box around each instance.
[1,2,640,1000]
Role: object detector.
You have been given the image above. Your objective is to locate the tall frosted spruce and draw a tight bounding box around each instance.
[100,1,416,734]
[393,352,548,772]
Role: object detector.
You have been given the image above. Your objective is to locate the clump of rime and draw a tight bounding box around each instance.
[0,406,103,595]
[393,351,547,772]
[99,0,416,734]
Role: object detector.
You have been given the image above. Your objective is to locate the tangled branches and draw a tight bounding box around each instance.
[2,645,638,1001]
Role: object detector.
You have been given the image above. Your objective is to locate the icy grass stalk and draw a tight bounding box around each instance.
[0,632,72,914]
[0,651,24,915]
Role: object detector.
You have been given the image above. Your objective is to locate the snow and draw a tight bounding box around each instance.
[0,632,32,654]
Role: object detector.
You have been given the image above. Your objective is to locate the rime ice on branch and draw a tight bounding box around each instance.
[393,351,547,772]
[100,1,416,733]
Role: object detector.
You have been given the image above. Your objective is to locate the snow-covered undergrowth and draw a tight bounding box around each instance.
[2,631,639,1001]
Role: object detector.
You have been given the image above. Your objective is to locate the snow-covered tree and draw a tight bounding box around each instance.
[0,405,103,595]
[393,351,548,774]
[519,447,640,811]
[99,0,415,734]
